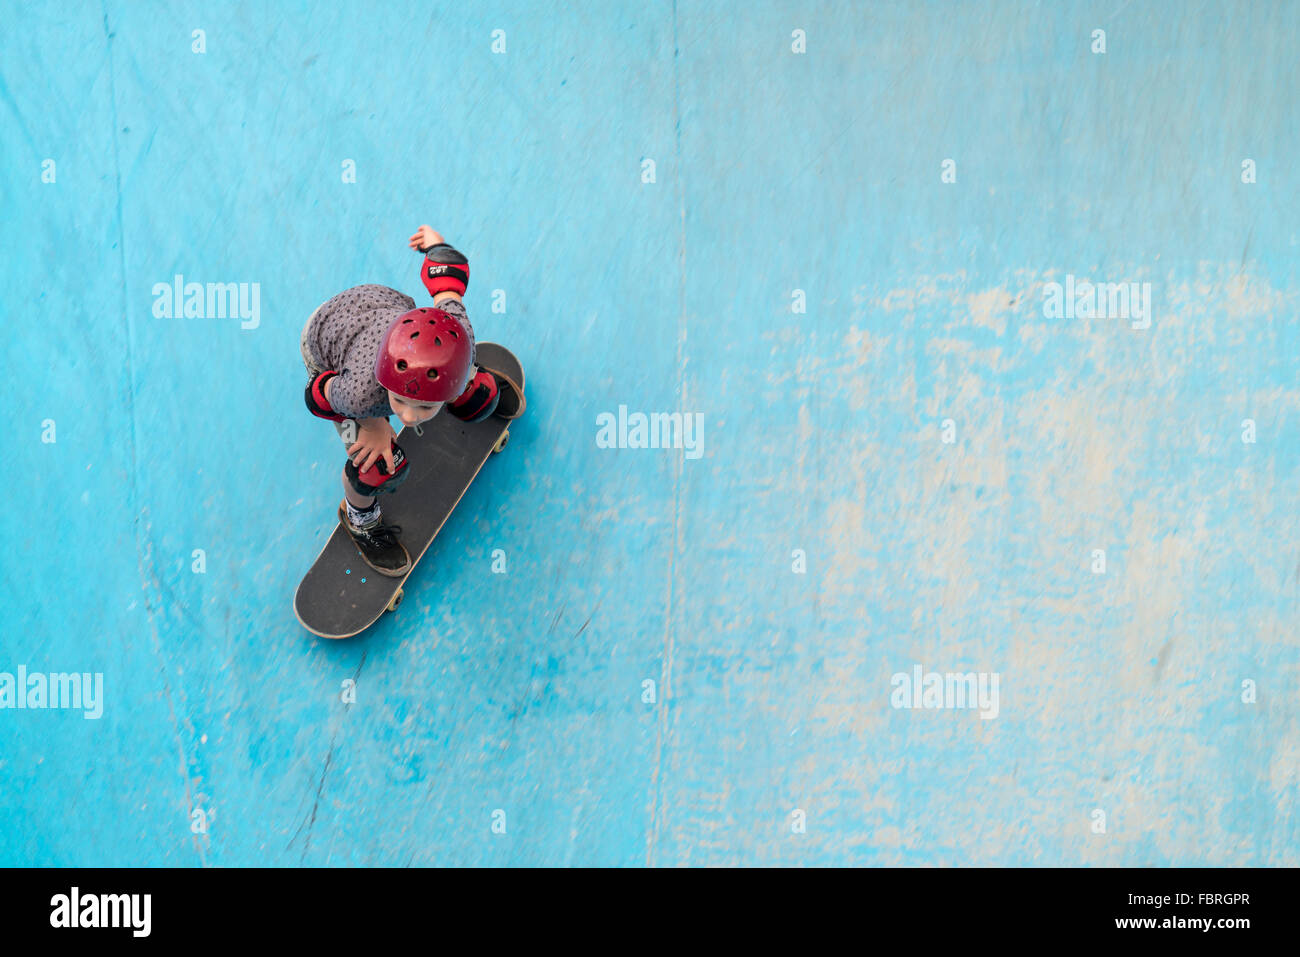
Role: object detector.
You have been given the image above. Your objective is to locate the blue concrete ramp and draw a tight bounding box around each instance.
[0,1,1297,866]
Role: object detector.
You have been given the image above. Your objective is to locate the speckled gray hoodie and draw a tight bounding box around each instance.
[301,285,474,419]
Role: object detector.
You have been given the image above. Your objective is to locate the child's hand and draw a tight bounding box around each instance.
[409,225,444,252]
[348,418,398,474]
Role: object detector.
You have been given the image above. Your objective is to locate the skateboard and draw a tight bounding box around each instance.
[294,342,525,639]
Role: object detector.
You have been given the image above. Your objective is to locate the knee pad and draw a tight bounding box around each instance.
[346,440,410,496]
[447,368,500,423]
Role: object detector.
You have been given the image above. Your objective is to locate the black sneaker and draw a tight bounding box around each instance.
[337,503,411,577]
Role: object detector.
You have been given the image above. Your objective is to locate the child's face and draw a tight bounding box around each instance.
[388,392,443,427]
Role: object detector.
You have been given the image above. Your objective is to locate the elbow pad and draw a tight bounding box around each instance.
[304,370,347,421]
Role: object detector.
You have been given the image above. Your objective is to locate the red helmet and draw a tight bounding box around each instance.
[374,308,475,403]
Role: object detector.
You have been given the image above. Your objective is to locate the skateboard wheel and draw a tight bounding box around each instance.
[492,431,510,454]
[386,589,403,613]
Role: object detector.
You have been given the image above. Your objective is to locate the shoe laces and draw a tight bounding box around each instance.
[357,521,402,548]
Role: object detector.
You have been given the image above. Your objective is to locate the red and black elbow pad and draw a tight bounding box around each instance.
[304,370,347,422]
[447,369,499,423]
[421,244,470,298]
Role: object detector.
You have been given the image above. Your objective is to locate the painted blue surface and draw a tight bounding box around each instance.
[1,0,1297,866]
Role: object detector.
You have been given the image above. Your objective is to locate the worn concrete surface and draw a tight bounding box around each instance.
[1,0,1297,865]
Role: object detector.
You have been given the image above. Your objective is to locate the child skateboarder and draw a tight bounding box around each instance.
[300,225,520,577]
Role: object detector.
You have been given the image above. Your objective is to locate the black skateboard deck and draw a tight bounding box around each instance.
[294,342,525,639]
